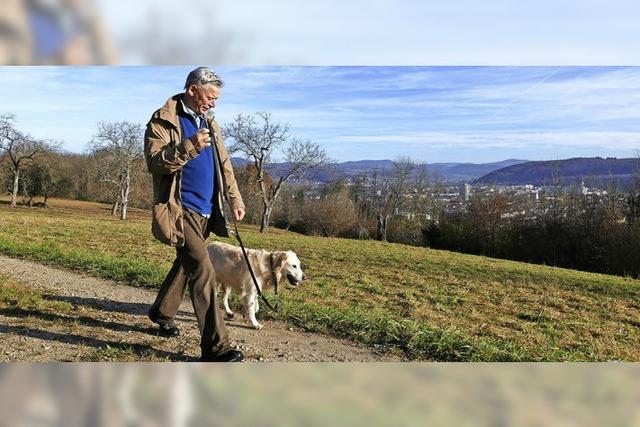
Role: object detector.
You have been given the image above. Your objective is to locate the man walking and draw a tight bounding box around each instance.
[144,67,245,362]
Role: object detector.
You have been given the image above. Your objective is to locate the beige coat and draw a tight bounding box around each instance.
[144,94,244,247]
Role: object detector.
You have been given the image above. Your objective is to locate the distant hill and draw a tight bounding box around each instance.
[428,159,528,181]
[474,157,640,187]
[231,158,529,183]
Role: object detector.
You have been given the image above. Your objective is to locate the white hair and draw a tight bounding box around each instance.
[184,67,224,89]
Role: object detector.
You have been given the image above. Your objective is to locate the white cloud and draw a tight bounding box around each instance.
[330,131,640,150]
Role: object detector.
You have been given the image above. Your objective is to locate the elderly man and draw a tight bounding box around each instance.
[144,66,246,362]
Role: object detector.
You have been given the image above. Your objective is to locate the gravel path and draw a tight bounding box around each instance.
[0,255,401,362]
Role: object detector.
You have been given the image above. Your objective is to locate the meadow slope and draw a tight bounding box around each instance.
[0,197,639,361]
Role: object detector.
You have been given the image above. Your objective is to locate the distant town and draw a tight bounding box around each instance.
[255,155,639,225]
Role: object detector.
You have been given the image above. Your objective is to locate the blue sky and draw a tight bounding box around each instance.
[1,66,640,163]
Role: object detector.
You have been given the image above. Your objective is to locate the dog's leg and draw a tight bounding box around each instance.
[223,287,234,319]
[243,295,263,330]
[254,296,259,314]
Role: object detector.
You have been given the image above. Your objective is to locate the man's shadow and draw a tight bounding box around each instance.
[0,323,195,361]
[0,295,200,361]
[43,294,196,322]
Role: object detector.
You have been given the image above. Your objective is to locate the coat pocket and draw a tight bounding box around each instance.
[151,202,173,245]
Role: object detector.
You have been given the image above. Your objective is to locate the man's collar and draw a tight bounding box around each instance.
[178,94,215,126]
[180,98,199,119]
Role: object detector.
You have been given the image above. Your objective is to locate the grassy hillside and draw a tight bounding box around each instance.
[1,197,639,361]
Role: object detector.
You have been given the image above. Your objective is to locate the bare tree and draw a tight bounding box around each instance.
[349,172,374,239]
[223,112,328,233]
[0,114,51,207]
[87,121,144,220]
[90,149,124,215]
[540,171,565,265]
[627,150,640,222]
[412,163,430,216]
[23,145,65,208]
[467,191,509,255]
[372,158,416,241]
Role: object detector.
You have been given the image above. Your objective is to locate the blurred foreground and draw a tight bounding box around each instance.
[1,0,638,65]
[0,364,639,426]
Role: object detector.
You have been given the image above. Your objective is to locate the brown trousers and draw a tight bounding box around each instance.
[149,208,229,356]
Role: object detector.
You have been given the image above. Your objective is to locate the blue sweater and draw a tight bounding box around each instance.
[179,114,215,216]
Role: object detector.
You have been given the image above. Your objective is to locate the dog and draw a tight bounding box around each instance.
[207,241,305,329]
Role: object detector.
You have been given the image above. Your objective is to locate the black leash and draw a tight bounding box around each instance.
[229,220,279,313]
[209,123,279,313]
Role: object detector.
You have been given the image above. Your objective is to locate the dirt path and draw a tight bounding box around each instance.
[0,255,401,362]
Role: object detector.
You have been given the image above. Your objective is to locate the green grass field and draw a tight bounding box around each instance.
[1,197,639,361]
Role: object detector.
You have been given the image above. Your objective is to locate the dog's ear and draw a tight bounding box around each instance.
[273,252,287,273]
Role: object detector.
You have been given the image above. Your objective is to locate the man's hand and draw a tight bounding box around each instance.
[234,208,245,222]
[190,128,211,152]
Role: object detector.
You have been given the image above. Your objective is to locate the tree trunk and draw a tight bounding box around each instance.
[111,201,119,216]
[43,193,49,208]
[120,170,130,220]
[376,213,388,241]
[260,204,272,233]
[120,202,127,220]
[10,169,19,207]
[21,179,31,207]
